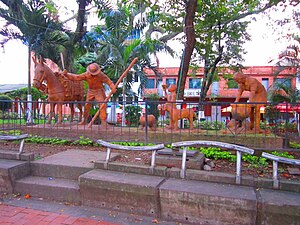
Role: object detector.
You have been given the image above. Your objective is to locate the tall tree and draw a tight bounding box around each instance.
[152,0,300,100]
[79,1,173,96]
[0,0,67,124]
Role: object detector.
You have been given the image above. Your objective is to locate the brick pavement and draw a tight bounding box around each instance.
[0,204,116,225]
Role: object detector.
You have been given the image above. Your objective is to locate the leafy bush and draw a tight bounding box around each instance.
[290,142,300,149]
[271,151,294,159]
[0,95,12,112]
[0,111,19,119]
[199,147,236,161]
[72,136,94,146]
[199,121,224,130]
[125,105,141,126]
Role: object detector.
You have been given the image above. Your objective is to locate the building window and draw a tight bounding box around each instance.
[145,78,155,89]
[189,78,201,89]
[262,78,269,90]
[274,78,291,88]
[166,78,176,87]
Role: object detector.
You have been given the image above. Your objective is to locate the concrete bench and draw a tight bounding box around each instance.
[262,152,300,189]
[172,140,255,184]
[0,134,29,155]
[96,140,165,173]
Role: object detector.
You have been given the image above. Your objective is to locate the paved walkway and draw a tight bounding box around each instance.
[0,204,116,225]
[0,195,184,225]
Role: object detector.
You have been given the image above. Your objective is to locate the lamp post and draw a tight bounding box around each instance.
[26,48,33,125]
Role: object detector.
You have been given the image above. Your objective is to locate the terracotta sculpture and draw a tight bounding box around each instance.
[232,72,267,131]
[162,103,195,130]
[33,57,84,124]
[63,63,116,126]
[139,114,156,131]
[163,83,177,109]
[227,104,252,130]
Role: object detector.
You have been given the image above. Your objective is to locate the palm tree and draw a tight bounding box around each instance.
[268,82,300,103]
[0,0,67,124]
[81,2,172,96]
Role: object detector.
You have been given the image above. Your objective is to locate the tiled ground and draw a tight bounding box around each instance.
[0,204,116,225]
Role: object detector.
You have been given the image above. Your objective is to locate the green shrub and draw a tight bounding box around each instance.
[125,105,142,126]
[199,121,224,130]
[0,95,12,112]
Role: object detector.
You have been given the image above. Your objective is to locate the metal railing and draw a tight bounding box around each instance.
[0,99,299,151]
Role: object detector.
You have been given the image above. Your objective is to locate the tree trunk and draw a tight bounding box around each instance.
[64,0,90,72]
[177,0,197,100]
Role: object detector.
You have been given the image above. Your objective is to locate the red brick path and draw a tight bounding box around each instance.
[0,204,117,225]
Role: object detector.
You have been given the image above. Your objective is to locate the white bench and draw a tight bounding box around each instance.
[172,140,255,183]
[97,140,165,173]
[262,152,300,189]
[0,134,29,159]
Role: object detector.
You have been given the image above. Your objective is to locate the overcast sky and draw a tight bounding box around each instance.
[0,2,297,84]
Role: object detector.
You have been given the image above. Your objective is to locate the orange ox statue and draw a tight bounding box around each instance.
[139,114,156,131]
[33,57,84,124]
[161,103,195,130]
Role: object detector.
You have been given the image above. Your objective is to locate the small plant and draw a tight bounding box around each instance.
[290,142,300,149]
[125,105,142,126]
[199,147,236,161]
[271,151,294,159]
[111,141,154,147]
[71,136,94,146]
[242,154,268,168]
[199,121,224,130]
[0,95,12,112]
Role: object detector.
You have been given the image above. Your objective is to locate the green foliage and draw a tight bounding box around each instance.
[0,95,12,112]
[199,121,224,130]
[199,147,236,161]
[290,142,300,149]
[8,87,46,101]
[26,136,71,145]
[222,73,238,89]
[271,151,294,159]
[0,130,21,135]
[0,0,68,64]
[242,154,268,168]
[0,111,19,120]
[145,95,160,119]
[111,141,153,146]
[71,136,94,146]
[264,105,281,124]
[125,105,142,126]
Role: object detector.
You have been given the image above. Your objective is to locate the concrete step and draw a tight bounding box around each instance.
[31,149,119,179]
[14,176,80,203]
[0,149,34,161]
[159,178,257,225]
[79,169,166,217]
[0,159,30,193]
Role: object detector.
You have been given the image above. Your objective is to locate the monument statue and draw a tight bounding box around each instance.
[162,103,195,130]
[163,83,177,109]
[231,72,267,131]
[63,63,116,126]
[139,114,156,131]
[33,56,84,124]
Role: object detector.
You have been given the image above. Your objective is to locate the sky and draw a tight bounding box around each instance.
[0,2,298,84]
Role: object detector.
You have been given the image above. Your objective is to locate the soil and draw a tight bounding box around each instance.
[1,141,299,181]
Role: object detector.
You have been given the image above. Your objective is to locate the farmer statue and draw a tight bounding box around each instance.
[231,72,267,131]
[63,63,116,126]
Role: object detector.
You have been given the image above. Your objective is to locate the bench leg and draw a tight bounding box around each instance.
[180,147,187,179]
[104,147,111,170]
